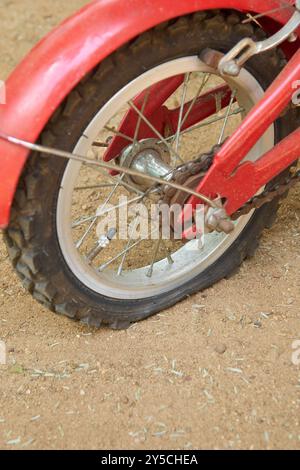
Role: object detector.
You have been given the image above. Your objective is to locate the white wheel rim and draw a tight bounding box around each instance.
[57,57,274,299]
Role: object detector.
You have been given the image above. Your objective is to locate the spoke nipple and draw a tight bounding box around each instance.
[167,254,174,265]
[98,263,108,273]
[117,269,123,277]
[98,227,117,249]
[146,268,154,278]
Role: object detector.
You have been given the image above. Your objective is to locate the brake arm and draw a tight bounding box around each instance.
[218,2,300,77]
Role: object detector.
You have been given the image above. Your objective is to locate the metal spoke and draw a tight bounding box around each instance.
[99,233,174,274]
[163,106,244,142]
[146,238,163,278]
[98,202,168,273]
[150,205,174,266]
[215,89,223,114]
[117,200,174,276]
[98,232,154,272]
[133,89,151,146]
[128,100,185,164]
[117,217,140,276]
[75,218,96,249]
[116,214,174,277]
[75,174,125,249]
[72,193,146,229]
[117,186,152,276]
[83,162,145,196]
[163,243,174,265]
[104,126,134,143]
[74,183,116,191]
[174,73,190,155]
[92,142,109,148]
[218,89,237,145]
[179,73,211,135]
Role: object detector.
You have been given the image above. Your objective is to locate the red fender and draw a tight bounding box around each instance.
[0,0,297,228]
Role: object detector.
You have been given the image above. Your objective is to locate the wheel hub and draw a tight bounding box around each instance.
[119,139,172,190]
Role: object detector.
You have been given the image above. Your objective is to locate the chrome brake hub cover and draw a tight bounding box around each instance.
[119,138,171,191]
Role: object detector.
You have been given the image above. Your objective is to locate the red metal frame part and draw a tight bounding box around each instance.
[0,0,298,228]
[183,47,300,218]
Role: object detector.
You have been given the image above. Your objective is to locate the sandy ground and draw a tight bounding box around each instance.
[0,0,300,450]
